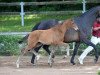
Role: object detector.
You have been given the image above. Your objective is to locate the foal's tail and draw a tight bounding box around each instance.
[18,34,29,44]
[18,22,41,44]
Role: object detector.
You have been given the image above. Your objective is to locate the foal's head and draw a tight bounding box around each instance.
[63,19,78,30]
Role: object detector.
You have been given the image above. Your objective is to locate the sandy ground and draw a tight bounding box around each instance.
[0,56,100,75]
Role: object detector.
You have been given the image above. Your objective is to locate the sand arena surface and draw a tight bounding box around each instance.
[0,56,100,75]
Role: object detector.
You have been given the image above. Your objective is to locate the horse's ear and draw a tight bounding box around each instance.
[70,19,74,24]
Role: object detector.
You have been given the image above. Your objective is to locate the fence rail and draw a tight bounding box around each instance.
[0,10,82,15]
[0,1,100,6]
[0,32,29,35]
[0,1,79,6]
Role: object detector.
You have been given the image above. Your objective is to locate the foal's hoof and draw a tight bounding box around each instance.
[48,63,52,67]
[48,59,54,67]
[52,54,55,58]
[36,55,40,61]
[16,63,19,68]
[63,55,67,59]
[33,64,36,66]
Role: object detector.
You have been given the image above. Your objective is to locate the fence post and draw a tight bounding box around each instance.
[82,0,86,13]
[20,2,25,26]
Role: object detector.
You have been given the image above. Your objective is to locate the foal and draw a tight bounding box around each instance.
[16,19,78,68]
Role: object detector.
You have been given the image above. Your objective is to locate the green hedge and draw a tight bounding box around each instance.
[0,35,22,55]
[0,35,100,56]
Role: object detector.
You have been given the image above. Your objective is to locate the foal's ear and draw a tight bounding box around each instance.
[70,19,74,24]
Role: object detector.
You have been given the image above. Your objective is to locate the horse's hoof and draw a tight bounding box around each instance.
[94,56,99,63]
[49,63,52,67]
[72,63,75,65]
[70,61,75,65]
[36,55,40,60]
[16,63,19,68]
[78,58,83,65]
[48,63,52,67]
[48,59,54,67]
[33,64,36,66]
[52,55,55,58]
[94,58,98,64]
[63,55,67,59]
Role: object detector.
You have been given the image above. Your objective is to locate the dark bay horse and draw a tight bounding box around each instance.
[18,6,100,66]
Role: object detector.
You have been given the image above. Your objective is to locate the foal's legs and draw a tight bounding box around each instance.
[43,45,54,64]
[16,48,27,68]
[70,42,80,65]
[31,45,51,65]
[66,44,70,56]
[16,52,24,68]
[16,41,38,68]
[48,45,56,67]
[31,45,42,64]
[63,43,70,58]
[43,45,51,55]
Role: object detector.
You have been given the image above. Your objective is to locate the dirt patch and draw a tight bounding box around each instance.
[0,56,100,75]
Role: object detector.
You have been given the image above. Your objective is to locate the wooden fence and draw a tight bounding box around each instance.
[0,0,100,26]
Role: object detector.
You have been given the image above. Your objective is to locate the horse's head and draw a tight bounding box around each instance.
[65,19,79,30]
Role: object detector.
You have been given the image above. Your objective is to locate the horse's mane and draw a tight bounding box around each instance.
[51,21,63,31]
[74,6,100,36]
[80,6,100,18]
[51,19,73,32]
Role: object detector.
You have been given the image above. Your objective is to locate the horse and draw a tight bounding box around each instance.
[18,19,71,65]
[16,19,78,68]
[18,6,100,66]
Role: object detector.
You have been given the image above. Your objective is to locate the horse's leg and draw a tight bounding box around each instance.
[59,43,70,58]
[58,42,70,58]
[66,44,70,56]
[16,52,24,68]
[16,48,26,68]
[42,45,54,64]
[48,45,56,67]
[63,43,70,58]
[78,36,98,64]
[16,44,39,68]
[43,45,51,55]
[71,42,80,65]
[27,39,40,60]
[81,38,99,63]
[31,45,43,65]
[31,49,40,61]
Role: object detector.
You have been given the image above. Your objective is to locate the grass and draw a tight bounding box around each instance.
[0,13,80,32]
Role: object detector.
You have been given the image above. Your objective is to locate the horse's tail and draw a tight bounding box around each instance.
[18,34,29,44]
[18,22,41,44]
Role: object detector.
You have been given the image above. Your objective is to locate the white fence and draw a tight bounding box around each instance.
[0,32,29,35]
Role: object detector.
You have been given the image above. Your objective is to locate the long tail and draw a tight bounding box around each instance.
[18,22,41,44]
[18,34,29,44]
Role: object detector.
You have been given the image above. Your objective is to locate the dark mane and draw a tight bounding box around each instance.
[74,6,100,36]
[80,6,100,17]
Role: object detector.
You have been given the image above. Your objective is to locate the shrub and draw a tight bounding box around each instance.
[0,35,22,55]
